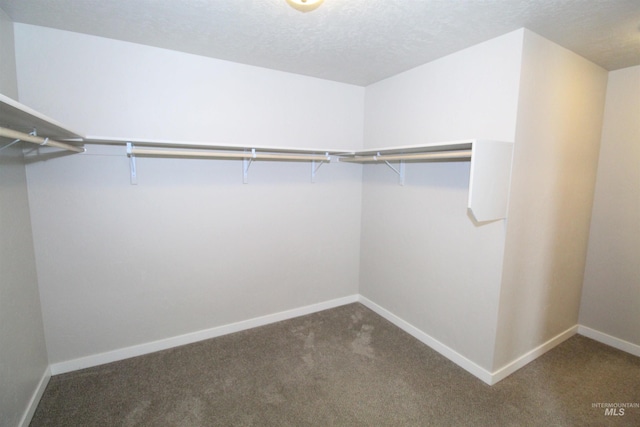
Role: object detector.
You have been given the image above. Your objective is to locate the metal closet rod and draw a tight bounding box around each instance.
[129,146,331,162]
[338,150,472,163]
[0,126,85,153]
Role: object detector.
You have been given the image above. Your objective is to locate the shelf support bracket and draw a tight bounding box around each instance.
[0,138,21,153]
[382,156,405,186]
[0,129,36,153]
[126,142,138,185]
[243,148,256,184]
[311,153,330,183]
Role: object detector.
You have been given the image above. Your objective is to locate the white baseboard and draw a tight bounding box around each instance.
[19,366,51,427]
[578,325,640,357]
[49,295,634,388]
[50,294,359,375]
[358,295,581,385]
[490,324,578,384]
[357,295,495,385]
[358,300,638,385]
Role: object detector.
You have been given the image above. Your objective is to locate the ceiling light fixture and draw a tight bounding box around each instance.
[286,0,324,13]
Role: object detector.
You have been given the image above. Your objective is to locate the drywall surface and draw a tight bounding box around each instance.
[0,6,18,99]
[493,30,607,370]
[359,30,524,370]
[0,13,49,427]
[15,25,364,364]
[580,65,640,347]
[13,24,363,149]
[364,29,524,147]
[0,143,49,427]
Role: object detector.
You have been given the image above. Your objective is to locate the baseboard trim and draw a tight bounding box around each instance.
[358,296,582,385]
[19,366,51,427]
[578,325,640,357]
[357,295,495,385]
[50,295,622,386]
[490,324,578,384]
[50,294,359,375]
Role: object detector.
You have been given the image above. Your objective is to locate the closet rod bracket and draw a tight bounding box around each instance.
[311,153,330,183]
[382,156,405,186]
[0,137,22,152]
[126,142,138,185]
[0,129,36,152]
[243,148,256,184]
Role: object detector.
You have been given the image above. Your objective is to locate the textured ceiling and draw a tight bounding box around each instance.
[1,0,639,86]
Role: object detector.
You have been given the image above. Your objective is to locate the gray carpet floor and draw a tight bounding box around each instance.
[31,303,640,426]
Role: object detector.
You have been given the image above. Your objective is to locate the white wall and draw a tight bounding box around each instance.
[14,25,365,365]
[363,30,523,148]
[493,30,608,369]
[14,25,362,149]
[0,11,50,427]
[0,7,18,99]
[0,149,50,427]
[580,66,640,349]
[359,30,524,371]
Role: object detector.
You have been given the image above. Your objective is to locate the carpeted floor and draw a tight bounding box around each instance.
[31,303,640,426]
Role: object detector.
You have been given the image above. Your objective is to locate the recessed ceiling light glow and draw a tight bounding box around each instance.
[286,0,324,13]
